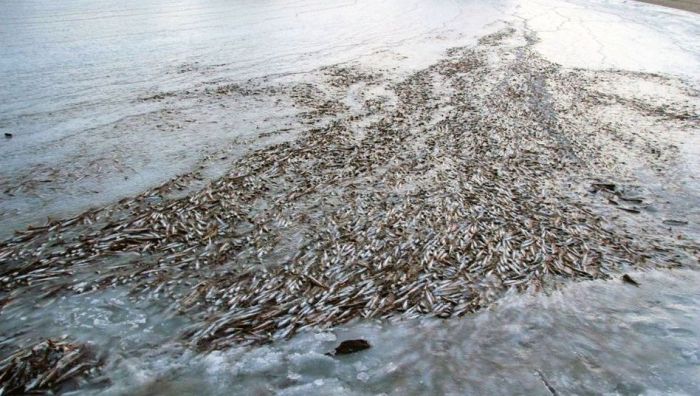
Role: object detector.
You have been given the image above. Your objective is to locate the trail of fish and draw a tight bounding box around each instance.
[0,26,698,358]
[0,339,102,394]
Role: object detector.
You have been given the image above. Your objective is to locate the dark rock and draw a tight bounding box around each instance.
[622,274,640,287]
[326,339,371,356]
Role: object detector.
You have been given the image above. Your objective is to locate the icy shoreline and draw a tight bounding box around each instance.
[0,0,699,394]
[95,268,700,395]
[2,0,699,239]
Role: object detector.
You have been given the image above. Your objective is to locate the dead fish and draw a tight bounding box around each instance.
[663,219,688,226]
[619,196,643,204]
[617,207,640,214]
[535,370,558,396]
[0,30,689,352]
[622,274,639,287]
[326,339,371,356]
[590,183,616,193]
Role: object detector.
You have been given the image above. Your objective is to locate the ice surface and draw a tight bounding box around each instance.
[1,0,698,236]
[521,0,700,77]
[1,0,699,394]
[88,269,700,395]
[0,0,511,237]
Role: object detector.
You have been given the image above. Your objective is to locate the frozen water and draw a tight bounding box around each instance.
[521,0,700,77]
[1,0,698,236]
[1,0,699,394]
[0,0,511,237]
[83,269,700,395]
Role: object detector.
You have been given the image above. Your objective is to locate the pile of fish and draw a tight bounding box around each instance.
[0,339,101,394]
[0,26,697,352]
